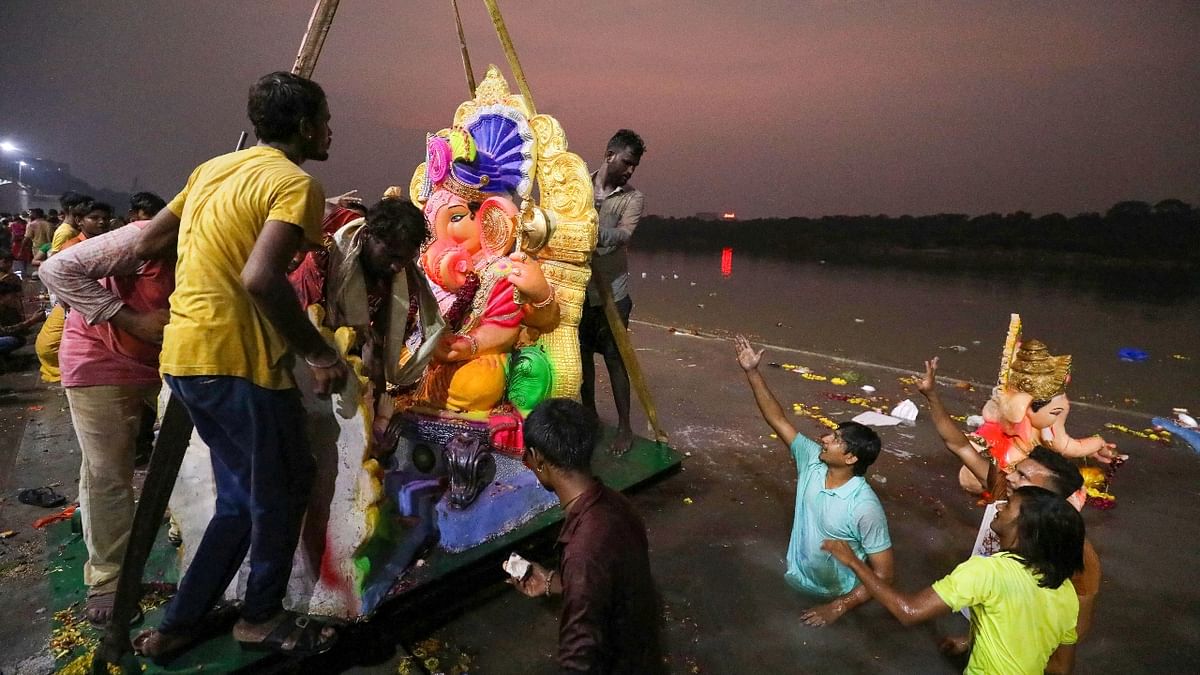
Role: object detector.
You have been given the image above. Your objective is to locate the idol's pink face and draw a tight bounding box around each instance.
[1028,394,1069,429]
[428,192,480,254]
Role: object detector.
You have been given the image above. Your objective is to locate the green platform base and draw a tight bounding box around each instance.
[48,430,680,673]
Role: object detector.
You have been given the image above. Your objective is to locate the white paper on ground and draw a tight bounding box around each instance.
[852,410,902,427]
[890,399,919,422]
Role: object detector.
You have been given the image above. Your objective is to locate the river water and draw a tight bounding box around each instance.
[627,249,1200,417]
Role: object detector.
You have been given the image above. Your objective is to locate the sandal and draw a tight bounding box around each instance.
[84,592,144,627]
[235,611,339,657]
[18,486,67,508]
[132,604,239,665]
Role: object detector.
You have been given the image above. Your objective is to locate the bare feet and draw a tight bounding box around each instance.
[132,605,238,664]
[611,426,634,456]
[133,628,199,664]
[800,600,846,627]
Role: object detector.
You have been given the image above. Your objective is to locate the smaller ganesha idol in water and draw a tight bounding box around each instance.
[960,314,1121,494]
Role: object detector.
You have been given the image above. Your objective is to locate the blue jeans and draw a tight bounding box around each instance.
[0,335,24,356]
[160,375,314,630]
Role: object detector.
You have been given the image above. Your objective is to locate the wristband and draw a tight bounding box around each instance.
[544,569,555,597]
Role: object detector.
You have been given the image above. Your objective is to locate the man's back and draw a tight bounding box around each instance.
[29,219,55,248]
[557,481,663,674]
[160,145,323,390]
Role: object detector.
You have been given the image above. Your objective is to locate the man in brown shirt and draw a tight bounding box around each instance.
[510,398,664,674]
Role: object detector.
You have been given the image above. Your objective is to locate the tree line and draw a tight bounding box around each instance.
[635,200,1199,265]
[633,200,1199,302]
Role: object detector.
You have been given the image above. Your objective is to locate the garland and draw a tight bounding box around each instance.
[444,271,480,333]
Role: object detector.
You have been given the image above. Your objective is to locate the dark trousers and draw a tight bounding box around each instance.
[160,375,314,630]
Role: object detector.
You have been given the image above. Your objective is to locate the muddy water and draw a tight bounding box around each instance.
[628,249,1200,416]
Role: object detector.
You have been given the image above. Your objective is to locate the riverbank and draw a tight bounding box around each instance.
[2,321,1197,673]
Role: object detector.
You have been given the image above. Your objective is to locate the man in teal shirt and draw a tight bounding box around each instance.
[735,335,894,626]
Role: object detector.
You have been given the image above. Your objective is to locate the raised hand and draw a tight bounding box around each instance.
[917,357,939,396]
[734,334,764,372]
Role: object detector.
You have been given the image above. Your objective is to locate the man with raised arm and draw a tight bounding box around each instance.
[734,334,893,626]
[916,356,1101,671]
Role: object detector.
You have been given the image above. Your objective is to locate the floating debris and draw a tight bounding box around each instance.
[1104,422,1171,444]
[1118,347,1150,362]
[792,402,839,429]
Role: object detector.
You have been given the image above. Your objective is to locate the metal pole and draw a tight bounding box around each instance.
[451,0,477,96]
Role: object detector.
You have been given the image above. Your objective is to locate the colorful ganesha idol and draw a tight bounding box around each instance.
[167,66,598,622]
[960,314,1119,496]
[354,67,597,611]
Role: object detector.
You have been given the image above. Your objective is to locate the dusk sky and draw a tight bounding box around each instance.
[2,1,1197,219]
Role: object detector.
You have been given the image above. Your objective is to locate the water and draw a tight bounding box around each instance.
[627,249,1200,416]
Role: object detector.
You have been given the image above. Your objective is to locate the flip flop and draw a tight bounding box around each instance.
[18,486,67,508]
[236,611,339,657]
[84,592,145,627]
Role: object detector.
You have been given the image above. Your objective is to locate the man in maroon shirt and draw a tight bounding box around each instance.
[511,398,665,674]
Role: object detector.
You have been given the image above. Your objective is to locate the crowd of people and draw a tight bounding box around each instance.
[6,69,1095,674]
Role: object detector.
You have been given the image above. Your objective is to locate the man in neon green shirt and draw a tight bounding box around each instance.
[826,485,1083,674]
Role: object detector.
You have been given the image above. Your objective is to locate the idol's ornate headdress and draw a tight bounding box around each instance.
[1007,339,1071,402]
[997,314,1071,402]
[408,65,596,263]
[404,65,597,399]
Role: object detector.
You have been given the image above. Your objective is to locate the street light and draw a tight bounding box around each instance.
[0,141,18,154]
[18,160,28,185]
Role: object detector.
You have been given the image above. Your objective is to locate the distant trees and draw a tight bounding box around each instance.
[633,200,1200,267]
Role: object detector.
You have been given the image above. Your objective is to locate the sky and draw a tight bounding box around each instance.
[1,1,1197,219]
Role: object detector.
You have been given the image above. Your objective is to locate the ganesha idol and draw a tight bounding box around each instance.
[166,67,598,621]
[959,314,1119,495]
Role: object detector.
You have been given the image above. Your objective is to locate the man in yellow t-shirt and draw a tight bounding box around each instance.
[824,486,1084,674]
[131,72,346,662]
[47,192,89,255]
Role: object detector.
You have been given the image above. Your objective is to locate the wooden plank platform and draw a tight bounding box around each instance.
[48,429,680,673]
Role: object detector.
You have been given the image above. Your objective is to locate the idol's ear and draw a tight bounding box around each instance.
[476,196,519,256]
